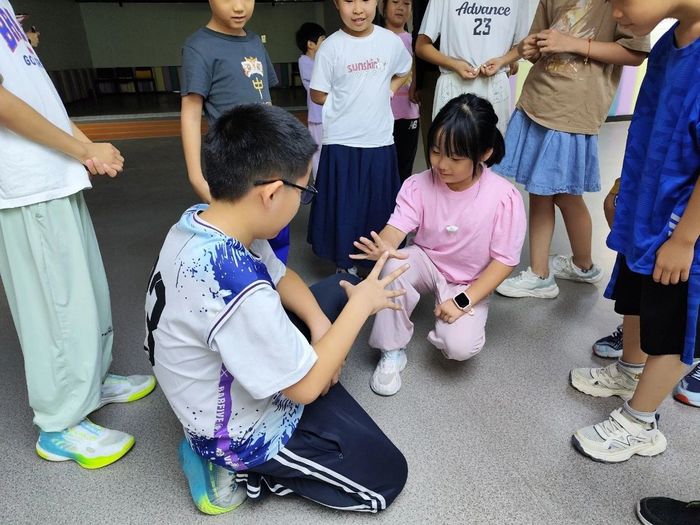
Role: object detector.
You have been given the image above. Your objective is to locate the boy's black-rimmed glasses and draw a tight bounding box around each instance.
[254,179,318,205]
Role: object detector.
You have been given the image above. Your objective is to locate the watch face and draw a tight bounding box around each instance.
[454,292,470,309]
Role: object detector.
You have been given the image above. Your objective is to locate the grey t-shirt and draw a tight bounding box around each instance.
[181,28,279,125]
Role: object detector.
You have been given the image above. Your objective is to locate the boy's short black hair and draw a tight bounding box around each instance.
[295,22,326,53]
[203,104,317,202]
[427,93,506,176]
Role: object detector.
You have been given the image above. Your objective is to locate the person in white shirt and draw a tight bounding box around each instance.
[416,0,531,133]
[0,0,155,470]
[308,0,412,276]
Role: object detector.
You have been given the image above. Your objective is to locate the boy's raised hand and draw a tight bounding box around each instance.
[339,251,408,315]
[351,231,408,262]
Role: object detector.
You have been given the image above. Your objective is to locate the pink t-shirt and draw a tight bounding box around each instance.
[390,32,420,121]
[388,168,526,284]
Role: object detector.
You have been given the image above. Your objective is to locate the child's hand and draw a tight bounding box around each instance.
[351,231,408,262]
[481,57,506,77]
[518,34,541,62]
[321,363,343,397]
[339,251,408,315]
[508,61,519,76]
[450,58,479,80]
[535,29,577,55]
[82,142,124,178]
[434,299,466,324]
[409,83,421,105]
[653,236,694,285]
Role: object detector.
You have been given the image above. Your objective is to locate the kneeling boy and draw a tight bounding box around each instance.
[145,104,408,514]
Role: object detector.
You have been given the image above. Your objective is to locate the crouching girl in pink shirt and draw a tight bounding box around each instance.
[352,93,526,396]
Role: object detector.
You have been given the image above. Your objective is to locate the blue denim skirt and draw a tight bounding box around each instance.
[493,109,601,196]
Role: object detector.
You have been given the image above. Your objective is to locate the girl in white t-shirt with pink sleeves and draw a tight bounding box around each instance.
[352,94,526,396]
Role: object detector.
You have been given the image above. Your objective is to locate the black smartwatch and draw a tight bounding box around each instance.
[452,291,471,311]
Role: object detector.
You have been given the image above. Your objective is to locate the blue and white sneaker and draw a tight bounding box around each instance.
[370,349,408,396]
[674,364,700,408]
[36,418,134,469]
[97,373,157,409]
[179,439,246,515]
[593,324,623,358]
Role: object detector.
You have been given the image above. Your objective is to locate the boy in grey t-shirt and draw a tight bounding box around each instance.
[180,0,291,262]
[179,1,276,195]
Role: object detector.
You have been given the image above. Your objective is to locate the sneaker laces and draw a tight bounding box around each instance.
[690,365,700,382]
[608,326,624,350]
[378,351,403,371]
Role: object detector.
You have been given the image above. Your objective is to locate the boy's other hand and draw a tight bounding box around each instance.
[653,236,694,285]
[82,143,124,178]
[351,231,407,262]
[339,251,408,315]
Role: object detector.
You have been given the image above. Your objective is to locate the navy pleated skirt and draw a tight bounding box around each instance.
[308,144,400,269]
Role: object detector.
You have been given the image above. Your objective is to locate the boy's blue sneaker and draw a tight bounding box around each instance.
[673,364,700,408]
[97,373,157,409]
[593,324,623,358]
[179,439,246,515]
[36,418,134,469]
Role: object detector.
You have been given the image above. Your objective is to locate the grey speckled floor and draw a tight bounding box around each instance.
[1,121,699,525]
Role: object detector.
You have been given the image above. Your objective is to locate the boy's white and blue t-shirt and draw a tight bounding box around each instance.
[0,0,90,209]
[310,25,412,148]
[145,205,317,470]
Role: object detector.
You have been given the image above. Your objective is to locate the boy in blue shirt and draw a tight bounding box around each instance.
[180,0,292,263]
[568,0,700,463]
[147,103,408,514]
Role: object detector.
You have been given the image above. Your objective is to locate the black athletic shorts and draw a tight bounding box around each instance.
[611,257,700,357]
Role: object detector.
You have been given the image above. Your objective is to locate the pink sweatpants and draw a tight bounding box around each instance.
[368,245,489,361]
[308,122,323,179]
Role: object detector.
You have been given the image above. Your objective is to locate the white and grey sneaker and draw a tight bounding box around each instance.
[570,362,640,400]
[495,268,559,299]
[550,254,603,283]
[370,349,407,396]
[572,408,667,463]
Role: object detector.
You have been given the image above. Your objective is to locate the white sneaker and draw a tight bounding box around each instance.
[98,373,157,409]
[550,254,603,283]
[36,418,134,469]
[570,362,640,400]
[495,268,559,298]
[572,408,667,463]
[370,349,407,396]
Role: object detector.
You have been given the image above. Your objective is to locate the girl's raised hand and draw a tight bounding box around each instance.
[339,251,409,315]
[351,231,408,261]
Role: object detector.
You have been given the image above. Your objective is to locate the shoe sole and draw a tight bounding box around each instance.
[673,392,700,408]
[495,284,559,299]
[591,344,623,359]
[569,371,635,401]
[635,501,654,525]
[370,355,407,396]
[179,440,246,515]
[35,435,135,469]
[97,376,157,409]
[571,434,667,463]
[553,272,604,284]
